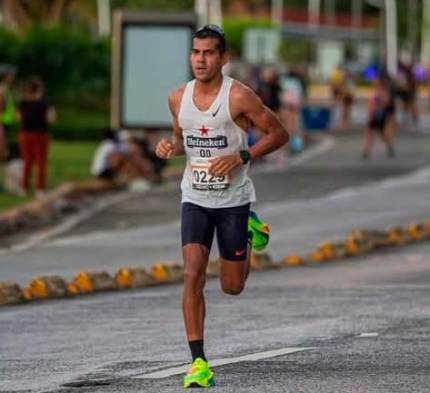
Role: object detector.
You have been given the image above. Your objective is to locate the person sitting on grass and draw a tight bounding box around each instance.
[90,129,156,188]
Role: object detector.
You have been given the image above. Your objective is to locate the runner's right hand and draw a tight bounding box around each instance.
[155,138,174,159]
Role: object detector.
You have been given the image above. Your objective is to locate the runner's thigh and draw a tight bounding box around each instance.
[215,203,250,261]
[181,202,215,252]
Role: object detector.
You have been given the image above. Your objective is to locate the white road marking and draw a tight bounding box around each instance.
[133,347,314,379]
[358,332,379,338]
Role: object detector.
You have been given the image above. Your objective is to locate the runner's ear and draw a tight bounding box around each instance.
[221,51,230,67]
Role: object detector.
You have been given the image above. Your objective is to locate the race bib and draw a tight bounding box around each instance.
[191,163,229,191]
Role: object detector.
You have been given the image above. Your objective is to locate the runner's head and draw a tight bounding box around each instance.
[191,24,228,82]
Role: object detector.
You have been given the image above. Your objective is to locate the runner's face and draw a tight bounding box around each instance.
[191,38,226,82]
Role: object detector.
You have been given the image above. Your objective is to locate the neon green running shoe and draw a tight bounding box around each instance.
[248,210,270,251]
[183,357,215,388]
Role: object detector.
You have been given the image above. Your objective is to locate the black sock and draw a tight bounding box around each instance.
[189,339,206,361]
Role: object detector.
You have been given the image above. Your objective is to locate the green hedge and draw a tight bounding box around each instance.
[0,26,110,140]
[0,25,110,109]
[223,17,272,56]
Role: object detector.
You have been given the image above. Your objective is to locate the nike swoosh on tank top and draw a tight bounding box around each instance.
[178,76,256,208]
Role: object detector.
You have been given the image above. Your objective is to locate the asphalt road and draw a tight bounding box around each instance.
[2,242,430,393]
[1,111,430,392]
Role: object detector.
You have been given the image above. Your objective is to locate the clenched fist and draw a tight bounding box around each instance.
[155,138,174,159]
[209,154,242,176]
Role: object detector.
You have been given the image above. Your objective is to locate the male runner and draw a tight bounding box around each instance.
[155,25,289,388]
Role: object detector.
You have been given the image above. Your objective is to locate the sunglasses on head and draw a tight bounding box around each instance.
[195,24,225,38]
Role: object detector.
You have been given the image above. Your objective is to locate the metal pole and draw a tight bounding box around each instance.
[194,0,209,27]
[352,0,362,30]
[384,0,397,77]
[271,0,283,29]
[308,0,320,29]
[352,0,362,67]
[208,0,222,26]
[421,0,430,64]
[97,0,111,36]
[325,0,335,27]
[408,0,417,61]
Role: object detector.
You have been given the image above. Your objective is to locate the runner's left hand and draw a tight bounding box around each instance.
[208,154,242,176]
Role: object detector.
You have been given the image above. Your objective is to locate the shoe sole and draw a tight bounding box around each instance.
[184,376,215,388]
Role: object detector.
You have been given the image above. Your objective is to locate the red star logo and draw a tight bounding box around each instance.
[199,125,209,136]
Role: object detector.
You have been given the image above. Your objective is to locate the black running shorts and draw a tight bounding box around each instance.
[181,202,250,261]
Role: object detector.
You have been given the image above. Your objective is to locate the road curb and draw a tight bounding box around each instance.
[0,179,122,239]
[1,219,430,307]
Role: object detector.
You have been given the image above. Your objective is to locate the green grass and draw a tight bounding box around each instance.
[0,140,184,212]
[0,140,98,212]
[47,141,97,187]
[0,192,33,210]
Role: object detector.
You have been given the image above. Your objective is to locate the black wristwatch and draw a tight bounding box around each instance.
[239,150,251,165]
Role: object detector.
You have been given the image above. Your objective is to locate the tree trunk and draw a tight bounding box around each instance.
[1,0,31,33]
[0,0,74,33]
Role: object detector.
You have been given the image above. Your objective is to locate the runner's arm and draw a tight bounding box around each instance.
[235,84,289,160]
[208,83,289,176]
[168,88,185,157]
[156,88,185,159]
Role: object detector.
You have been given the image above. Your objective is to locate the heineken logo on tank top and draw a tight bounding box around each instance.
[186,134,228,149]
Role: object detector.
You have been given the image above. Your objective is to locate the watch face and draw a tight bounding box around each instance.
[240,150,250,163]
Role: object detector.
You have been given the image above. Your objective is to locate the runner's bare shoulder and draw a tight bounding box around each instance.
[168,84,186,116]
[230,79,261,114]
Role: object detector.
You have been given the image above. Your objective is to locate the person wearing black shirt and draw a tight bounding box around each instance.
[257,66,281,112]
[17,77,56,195]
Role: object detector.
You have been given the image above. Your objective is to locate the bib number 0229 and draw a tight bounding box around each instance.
[192,166,229,191]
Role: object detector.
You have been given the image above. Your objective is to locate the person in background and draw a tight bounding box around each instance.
[257,65,281,113]
[0,67,16,162]
[362,74,396,159]
[426,62,430,111]
[397,61,419,124]
[280,67,305,155]
[137,130,167,184]
[91,129,156,187]
[257,66,283,164]
[91,129,125,181]
[330,65,355,130]
[17,77,56,197]
[339,68,355,130]
[242,63,259,92]
[329,64,344,104]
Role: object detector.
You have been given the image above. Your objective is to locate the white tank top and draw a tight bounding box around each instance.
[178,76,256,208]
